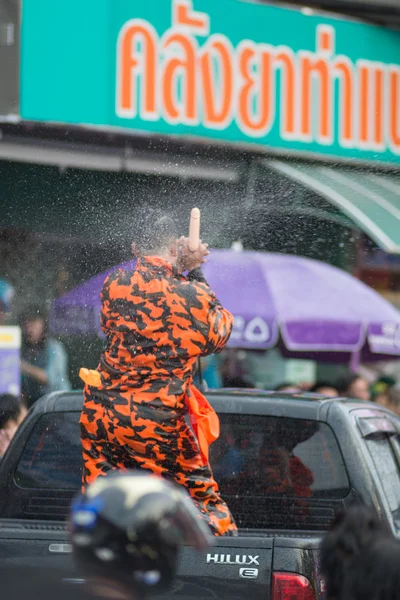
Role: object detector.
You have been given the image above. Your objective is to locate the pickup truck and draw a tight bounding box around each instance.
[0,389,400,600]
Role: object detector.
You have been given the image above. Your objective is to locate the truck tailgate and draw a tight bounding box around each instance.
[0,520,74,571]
[157,537,273,600]
[0,524,273,599]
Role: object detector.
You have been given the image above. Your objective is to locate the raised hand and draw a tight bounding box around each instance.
[177,236,210,272]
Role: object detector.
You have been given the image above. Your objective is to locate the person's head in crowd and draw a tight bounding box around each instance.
[19,305,48,348]
[221,349,253,388]
[275,382,300,393]
[132,212,179,264]
[310,382,338,397]
[320,505,400,600]
[336,373,370,401]
[0,279,14,325]
[371,375,396,405]
[70,472,212,600]
[376,385,400,415]
[0,394,27,457]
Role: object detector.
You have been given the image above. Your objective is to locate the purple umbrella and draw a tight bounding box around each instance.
[50,250,400,360]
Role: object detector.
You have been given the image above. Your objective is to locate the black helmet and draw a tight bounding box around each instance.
[69,472,212,596]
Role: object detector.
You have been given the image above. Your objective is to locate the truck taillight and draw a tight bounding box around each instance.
[273,573,315,600]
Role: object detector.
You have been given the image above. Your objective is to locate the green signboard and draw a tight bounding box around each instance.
[21,0,400,165]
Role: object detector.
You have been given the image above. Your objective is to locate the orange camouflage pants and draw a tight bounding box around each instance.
[80,386,237,537]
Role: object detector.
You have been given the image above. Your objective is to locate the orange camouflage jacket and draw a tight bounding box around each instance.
[81,256,233,461]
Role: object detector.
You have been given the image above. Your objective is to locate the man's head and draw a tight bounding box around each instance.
[70,472,212,599]
[337,373,370,401]
[133,213,179,264]
[19,305,48,347]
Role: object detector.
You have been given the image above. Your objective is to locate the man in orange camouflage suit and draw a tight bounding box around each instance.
[80,214,237,536]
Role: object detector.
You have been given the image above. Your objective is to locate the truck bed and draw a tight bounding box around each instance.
[0,390,399,600]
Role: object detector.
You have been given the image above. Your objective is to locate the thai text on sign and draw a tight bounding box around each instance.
[116,0,400,155]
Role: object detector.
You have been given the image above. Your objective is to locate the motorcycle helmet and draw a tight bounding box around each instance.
[69,472,212,596]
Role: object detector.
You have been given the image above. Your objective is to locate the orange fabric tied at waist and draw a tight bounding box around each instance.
[79,368,220,465]
[80,368,102,388]
[187,385,220,465]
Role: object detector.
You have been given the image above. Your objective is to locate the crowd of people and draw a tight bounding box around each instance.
[201,353,400,415]
[198,347,400,418]
[1,341,400,460]
[277,373,400,415]
[1,272,400,416]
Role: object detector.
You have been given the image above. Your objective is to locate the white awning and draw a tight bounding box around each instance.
[267,159,400,254]
[0,140,240,182]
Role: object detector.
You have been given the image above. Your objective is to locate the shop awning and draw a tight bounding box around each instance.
[267,160,400,254]
[0,140,240,182]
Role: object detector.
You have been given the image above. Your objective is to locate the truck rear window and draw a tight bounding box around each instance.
[210,414,350,531]
[15,412,82,490]
[14,411,349,529]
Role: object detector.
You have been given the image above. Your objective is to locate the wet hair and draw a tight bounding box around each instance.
[135,212,178,256]
[0,394,24,429]
[336,373,364,395]
[320,505,400,600]
[310,381,338,394]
